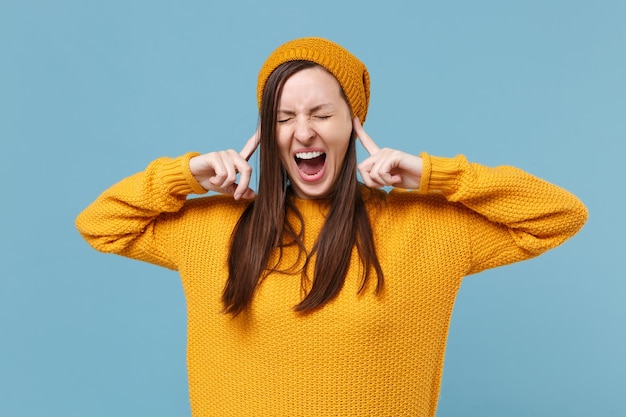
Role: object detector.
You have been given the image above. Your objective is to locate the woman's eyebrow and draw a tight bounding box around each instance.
[277,104,334,114]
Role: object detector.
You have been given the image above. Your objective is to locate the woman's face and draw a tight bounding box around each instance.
[276,66,353,199]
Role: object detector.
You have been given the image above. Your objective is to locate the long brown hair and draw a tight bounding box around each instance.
[223,60,383,315]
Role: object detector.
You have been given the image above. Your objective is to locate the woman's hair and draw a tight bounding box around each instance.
[223,60,383,316]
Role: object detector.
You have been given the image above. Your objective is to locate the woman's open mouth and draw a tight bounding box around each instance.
[295,151,326,181]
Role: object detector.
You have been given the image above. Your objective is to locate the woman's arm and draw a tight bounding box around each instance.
[353,117,588,272]
[75,152,206,269]
[76,132,260,268]
[420,153,588,273]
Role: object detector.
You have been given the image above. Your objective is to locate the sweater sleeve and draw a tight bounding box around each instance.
[419,152,588,274]
[75,152,207,270]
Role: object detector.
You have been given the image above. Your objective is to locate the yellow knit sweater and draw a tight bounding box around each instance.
[76,152,587,417]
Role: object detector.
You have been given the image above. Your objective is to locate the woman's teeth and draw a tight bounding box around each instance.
[294,151,326,177]
[296,151,324,160]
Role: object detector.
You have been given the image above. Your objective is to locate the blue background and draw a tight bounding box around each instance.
[2,1,624,416]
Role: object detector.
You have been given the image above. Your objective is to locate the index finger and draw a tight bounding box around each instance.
[353,117,380,155]
[239,126,261,161]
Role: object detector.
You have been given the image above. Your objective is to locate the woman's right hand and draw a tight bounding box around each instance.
[189,129,260,200]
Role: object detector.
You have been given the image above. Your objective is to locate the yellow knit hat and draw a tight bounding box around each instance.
[257,37,370,123]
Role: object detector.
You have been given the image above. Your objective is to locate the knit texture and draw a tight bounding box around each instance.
[257,37,370,122]
[76,153,587,416]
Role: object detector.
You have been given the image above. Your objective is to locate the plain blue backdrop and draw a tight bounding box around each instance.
[2,1,624,416]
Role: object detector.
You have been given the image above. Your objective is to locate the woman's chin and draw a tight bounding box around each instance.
[290,179,334,200]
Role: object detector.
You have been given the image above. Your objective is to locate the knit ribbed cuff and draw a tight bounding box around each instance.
[160,152,207,196]
[419,152,464,195]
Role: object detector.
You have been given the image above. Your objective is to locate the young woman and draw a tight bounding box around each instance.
[76,37,588,417]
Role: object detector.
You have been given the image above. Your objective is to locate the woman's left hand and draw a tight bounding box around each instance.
[353,117,423,190]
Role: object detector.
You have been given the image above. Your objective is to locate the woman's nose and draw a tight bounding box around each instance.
[293,117,314,142]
